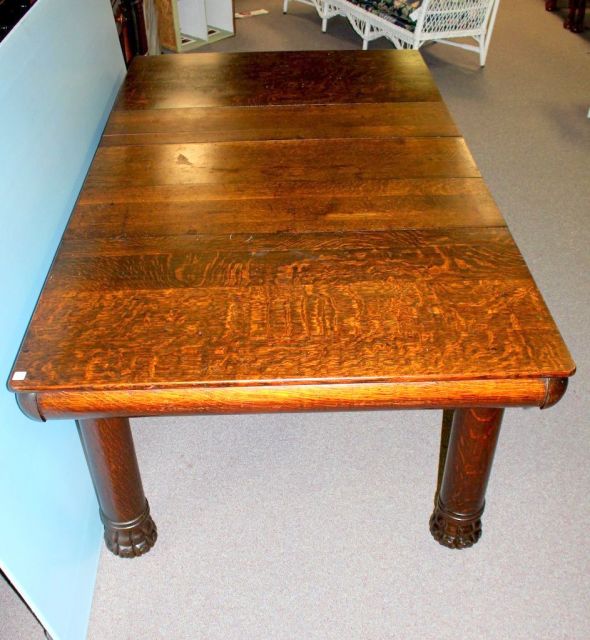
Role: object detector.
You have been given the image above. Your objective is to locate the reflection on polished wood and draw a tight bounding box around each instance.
[9,51,575,556]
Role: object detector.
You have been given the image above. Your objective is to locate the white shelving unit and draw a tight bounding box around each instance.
[155,0,234,52]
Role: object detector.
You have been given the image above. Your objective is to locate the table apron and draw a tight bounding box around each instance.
[17,377,567,422]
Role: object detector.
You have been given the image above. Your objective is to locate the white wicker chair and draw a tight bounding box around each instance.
[282,0,344,28]
[284,0,501,67]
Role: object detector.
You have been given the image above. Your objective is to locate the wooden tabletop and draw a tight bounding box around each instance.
[9,51,574,418]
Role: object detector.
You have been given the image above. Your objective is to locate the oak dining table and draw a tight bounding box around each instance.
[9,50,575,557]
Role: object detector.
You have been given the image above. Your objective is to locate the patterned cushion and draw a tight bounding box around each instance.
[346,0,424,29]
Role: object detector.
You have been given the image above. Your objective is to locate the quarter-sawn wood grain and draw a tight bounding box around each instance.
[8,50,576,556]
[9,50,575,408]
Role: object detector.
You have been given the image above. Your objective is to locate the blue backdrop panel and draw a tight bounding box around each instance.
[0,1,126,638]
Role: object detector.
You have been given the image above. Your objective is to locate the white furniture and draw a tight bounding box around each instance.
[283,0,343,26]
[155,0,234,52]
[283,0,500,66]
[144,0,161,55]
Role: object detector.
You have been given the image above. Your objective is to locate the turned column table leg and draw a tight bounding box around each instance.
[430,407,504,549]
[77,417,157,558]
[565,0,586,32]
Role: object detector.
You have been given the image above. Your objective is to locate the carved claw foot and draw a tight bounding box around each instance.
[102,501,157,558]
[429,501,483,549]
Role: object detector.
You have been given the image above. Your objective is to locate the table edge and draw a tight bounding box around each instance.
[16,377,568,422]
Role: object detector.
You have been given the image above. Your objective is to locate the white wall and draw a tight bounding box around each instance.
[0,1,126,638]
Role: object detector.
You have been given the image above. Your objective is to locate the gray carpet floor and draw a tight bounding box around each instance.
[2,0,589,638]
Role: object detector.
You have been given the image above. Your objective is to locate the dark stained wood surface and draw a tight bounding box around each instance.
[86,138,480,188]
[9,50,575,414]
[103,102,460,145]
[113,50,441,109]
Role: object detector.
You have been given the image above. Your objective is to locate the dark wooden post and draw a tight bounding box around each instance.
[128,0,148,54]
[77,417,157,558]
[565,0,586,33]
[430,407,504,549]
